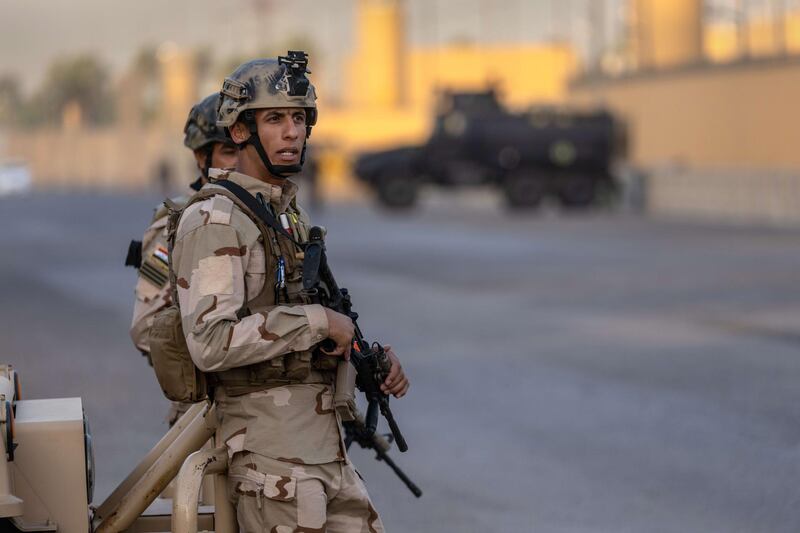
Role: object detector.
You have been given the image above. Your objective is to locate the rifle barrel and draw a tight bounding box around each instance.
[375,447,423,498]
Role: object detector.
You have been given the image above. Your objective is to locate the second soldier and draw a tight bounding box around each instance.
[129,92,237,425]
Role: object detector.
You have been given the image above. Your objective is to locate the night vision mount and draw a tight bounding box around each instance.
[278,50,311,96]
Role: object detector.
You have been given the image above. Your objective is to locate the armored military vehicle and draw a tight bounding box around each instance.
[353,89,626,209]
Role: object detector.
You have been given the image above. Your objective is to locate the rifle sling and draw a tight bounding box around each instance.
[214,178,303,248]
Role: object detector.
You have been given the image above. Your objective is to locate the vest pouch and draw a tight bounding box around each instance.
[249,356,286,381]
[284,351,313,380]
[150,305,208,402]
[311,352,340,371]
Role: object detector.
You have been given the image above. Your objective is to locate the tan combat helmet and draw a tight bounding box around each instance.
[217,51,317,178]
[183,93,234,186]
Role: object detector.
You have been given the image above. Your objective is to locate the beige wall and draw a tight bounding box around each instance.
[3,127,191,191]
[2,126,363,200]
[572,57,800,225]
[571,58,800,171]
[647,169,800,225]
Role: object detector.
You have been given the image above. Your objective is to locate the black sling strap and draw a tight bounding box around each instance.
[214,178,303,248]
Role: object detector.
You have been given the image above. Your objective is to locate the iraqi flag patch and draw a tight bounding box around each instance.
[140,246,170,288]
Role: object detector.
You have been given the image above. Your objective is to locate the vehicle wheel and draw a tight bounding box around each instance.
[503,172,546,209]
[558,176,596,208]
[375,174,418,209]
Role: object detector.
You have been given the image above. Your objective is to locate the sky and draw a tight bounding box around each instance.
[1,0,792,95]
[0,0,618,96]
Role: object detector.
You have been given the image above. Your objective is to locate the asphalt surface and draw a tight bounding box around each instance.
[1,190,800,532]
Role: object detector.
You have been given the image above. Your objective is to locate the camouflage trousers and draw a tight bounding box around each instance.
[228,452,384,533]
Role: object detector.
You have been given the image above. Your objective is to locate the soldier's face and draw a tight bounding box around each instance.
[210,142,238,170]
[253,107,307,168]
[193,143,239,175]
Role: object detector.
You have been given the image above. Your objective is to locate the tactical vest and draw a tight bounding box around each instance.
[149,182,336,402]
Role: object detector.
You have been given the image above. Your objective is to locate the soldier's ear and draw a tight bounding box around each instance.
[192,149,206,171]
[229,121,249,145]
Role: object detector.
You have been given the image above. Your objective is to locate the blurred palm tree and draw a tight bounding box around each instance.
[22,54,114,128]
[0,75,22,126]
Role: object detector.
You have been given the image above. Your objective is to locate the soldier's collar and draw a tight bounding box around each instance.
[212,170,298,211]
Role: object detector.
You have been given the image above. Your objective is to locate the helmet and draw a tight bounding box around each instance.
[183,93,229,151]
[183,93,235,187]
[217,51,317,178]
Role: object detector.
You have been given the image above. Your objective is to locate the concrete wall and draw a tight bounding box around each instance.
[571,57,800,170]
[647,168,800,225]
[1,126,363,201]
[3,127,191,191]
[571,57,800,225]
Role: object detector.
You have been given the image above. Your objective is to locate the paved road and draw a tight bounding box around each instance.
[1,191,800,532]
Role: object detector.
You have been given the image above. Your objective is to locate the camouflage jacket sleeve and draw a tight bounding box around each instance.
[173,195,329,372]
[129,215,172,354]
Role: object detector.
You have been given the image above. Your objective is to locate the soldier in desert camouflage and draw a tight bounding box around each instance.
[129,93,237,424]
[170,53,409,532]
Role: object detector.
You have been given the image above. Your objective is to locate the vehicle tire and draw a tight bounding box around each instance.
[503,171,546,209]
[375,174,418,209]
[558,175,596,208]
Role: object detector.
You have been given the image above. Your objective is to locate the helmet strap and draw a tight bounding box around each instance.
[242,111,305,179]
[188,146,214,191]
[202,146,214,179]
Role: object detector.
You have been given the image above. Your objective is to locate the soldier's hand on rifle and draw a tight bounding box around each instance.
[381,345,410,398]
[322,308,354,360]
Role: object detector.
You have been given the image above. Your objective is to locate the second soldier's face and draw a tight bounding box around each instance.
[254,107,307,168]
[211,142,238,170]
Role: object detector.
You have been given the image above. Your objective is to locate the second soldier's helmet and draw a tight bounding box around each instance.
[183,93,230,151]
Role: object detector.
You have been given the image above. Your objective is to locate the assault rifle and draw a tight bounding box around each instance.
[345,412,422,497]
[302,226,422,496]
[302,226,407,451]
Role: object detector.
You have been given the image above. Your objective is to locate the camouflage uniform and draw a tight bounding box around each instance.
[172,170,384,532]
[131,196,190,427]
[129,177,223,424]
[130,92,233,425]
[130,201,174,357]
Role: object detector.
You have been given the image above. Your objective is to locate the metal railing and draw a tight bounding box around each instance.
[171,446,235,533]
[93,402,216,533]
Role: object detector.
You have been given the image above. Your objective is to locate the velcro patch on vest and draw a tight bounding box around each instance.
[197,255,234,295]
[139,246,170,288]
[208,195,234,225]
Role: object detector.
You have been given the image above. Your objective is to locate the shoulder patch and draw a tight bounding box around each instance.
[179,195,234,236]
[208,195,234,225]
[139,244,170,288]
